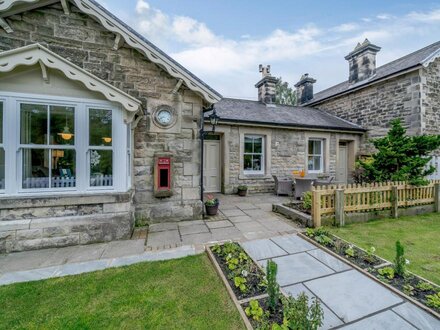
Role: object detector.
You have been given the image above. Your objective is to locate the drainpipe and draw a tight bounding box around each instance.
[199,104,214,218]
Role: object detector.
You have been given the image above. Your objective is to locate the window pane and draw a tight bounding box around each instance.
[314,140,322,154]
[308,141,313,154]
[244,154,252,170]
[89,109,112,146]
[52,149,76,187]
[0,102,3,144]
[50,106,75,145]
[244,136,253,153]
[90,150,113,186]
[253,137,262,153]
[314,156,321,171]
[0,148,4,190]
[252,154,262,171]
[22,148,49,188]
[308,156,314,171]
[20,104,47,145]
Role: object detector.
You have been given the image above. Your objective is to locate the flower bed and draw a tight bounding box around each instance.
[301,228,440,317]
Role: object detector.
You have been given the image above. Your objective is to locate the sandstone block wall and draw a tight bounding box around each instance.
[422,58,440,137]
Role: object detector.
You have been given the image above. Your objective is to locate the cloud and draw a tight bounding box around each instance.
[135,0,149,14]
[407,9,440,22]
[376,13,393,20]
[332,23,359,33]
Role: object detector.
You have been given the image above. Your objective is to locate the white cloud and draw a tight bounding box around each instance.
[130,2,440,98]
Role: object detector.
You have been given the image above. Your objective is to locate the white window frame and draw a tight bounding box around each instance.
[0,91,130,196]
[307,138,324,174]
[243,134,265,175]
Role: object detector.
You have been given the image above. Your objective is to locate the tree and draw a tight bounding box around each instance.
[358,119,440,185]
[275,77,296,106]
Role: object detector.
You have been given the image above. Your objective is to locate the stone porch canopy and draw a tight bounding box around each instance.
[0,43,143,122]
[304,40,440,106]
[208,98,366,133]
[0,0,222,105]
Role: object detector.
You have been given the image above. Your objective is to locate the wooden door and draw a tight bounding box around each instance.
[203,140,221,192]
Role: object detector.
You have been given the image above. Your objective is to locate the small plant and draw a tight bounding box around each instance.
[378,267,395,280]
[226,254,239,270]
[245,299,264,322]
[305,228,315,237]
[234,276,247,292]
[394,241,407,277]
[204,194,219,206]
[344,245,355,258]
[266,260,280,312]
[363,246,376,263]
[426,293,440,310]
[403,284,415,296]
[302,191,312,210]
[415,281,434,292]
[277,293,324,330]
[314,234,333,247]
[211,244,222,254]
[237,185,248,191]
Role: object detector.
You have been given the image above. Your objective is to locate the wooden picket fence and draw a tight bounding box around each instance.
[311,180,440,227]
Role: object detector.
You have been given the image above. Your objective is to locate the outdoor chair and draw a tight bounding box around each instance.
[294,177,316,199]
[314,176,335,187]
[272,175,294,196]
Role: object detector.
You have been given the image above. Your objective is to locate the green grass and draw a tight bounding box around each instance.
[0,254,245,330]
[327,212,440,284]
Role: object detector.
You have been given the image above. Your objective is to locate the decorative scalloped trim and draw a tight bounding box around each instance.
[0,43,142,122]
[0,0,39,11]
[422,48,440,68]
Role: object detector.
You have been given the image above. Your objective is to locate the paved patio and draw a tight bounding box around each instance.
[242,234,440,330]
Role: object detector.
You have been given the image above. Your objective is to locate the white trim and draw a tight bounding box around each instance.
[0,43,142,122]
[422,48,440,67]
[0,17,12,33]
[307,138,324,174]
[0,0,221,104]
[243,134,265,175]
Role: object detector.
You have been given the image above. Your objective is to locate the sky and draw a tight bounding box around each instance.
[97,0,440,99]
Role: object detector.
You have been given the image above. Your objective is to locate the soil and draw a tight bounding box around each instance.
[285,202,312,215]
[242,297,284,328]
[328,238,384,269]
[211,247,266,300]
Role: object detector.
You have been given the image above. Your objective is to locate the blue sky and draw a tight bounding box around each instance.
[98,0,440,99]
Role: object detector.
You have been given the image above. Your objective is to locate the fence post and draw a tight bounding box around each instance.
[391,186,398,218]
[335,189,345,227]
[435,183,440,212]
[312,189,321,228]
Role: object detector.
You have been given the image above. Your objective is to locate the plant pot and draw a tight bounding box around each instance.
[205,204,219,216]
[238,189,247,197]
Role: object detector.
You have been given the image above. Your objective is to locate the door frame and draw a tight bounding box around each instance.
[337,142,348,183]
[203,137,222,193]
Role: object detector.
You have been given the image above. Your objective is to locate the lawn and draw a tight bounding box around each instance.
[0,254,245,330]
[327,212,440,285]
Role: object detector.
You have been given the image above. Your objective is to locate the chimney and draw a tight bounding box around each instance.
[345,39,381,84]
[295,73,316,104]
[255,64,278,104]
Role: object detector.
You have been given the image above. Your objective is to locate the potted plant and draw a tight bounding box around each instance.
[205,194,219,216]
[237,185,248,197]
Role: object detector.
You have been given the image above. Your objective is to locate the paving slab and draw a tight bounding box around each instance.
[243,230,277,241]
[228,215,253,223]
[205,220,234,229]
[392,302,440,330]
[0,248,58,272]
[179,224,209,236]
[148,222,178,233]
[100,240,145,259]
[257,218,297,233]
[234,221,267,233]
[0,266,60,286]
[242,238,287,261]
[181,232,213,245]
[146,230,181,249]
[177,220,205,226]
[243,209,273,218]
[270,235,316,254]
[211,227,244,241]
[40,243,107,266]
[283,283,343,330]
[235,203,259,210]
[222,209,246,217]
[261,252,334,286]
[339,310,416,329]
[307,248,351,272]
[53,260,110,277]
[305,270,403,323]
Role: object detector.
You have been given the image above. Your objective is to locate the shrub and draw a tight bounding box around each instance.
[416,282,434,292]
[302,191,312,210]
[394,241,407,277]
[426,292,440,310]
[378,267,395,280]
[266,260,280,312]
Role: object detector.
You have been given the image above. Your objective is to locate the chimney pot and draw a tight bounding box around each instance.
[255,64,278,104]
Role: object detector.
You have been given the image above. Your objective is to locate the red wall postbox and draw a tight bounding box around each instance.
[154,155,173,198]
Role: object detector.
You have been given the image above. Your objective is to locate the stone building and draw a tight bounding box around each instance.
[298,39,440,155]
[203,66,365,194]
[0,0,221,252]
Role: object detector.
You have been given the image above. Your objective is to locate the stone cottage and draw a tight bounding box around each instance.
[203,65,365,194]
[0,0,221,252]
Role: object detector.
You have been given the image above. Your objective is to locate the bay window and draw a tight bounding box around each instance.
[308,139,324,173]
[0,93,129,195]
[244,135,264,174]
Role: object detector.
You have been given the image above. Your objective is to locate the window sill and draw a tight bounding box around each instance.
[239,173,272,180]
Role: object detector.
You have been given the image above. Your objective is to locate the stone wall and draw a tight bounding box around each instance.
[312,70,422,154]
[422,58,440,136]
[0,193,133,253]
[0,2,205,250]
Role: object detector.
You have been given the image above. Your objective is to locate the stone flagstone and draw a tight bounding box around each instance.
[271,235,317,254]
[392,303,440,330]
[307,248,351,272]
[242,238,287,261]
[338,310,416,329]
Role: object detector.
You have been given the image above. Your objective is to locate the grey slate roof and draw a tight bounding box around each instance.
[306,41,440,105]
[210,98,365,132]
[89,0,222,100]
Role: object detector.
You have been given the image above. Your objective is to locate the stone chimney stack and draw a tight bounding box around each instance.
[295,73,316,104]
[255,64,278,104]
[345,39,381,84]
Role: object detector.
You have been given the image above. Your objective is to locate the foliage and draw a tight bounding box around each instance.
[403,284,415,296]
[357,119,440,186]
[364,246,376,263]
[344,245,355,258]
[426,292,440,309]
[266,260,280,312]
[305,228,315,237]
[415,281,434,292]
[302,192,312,210]
[233,276,247,292]
[307,227,334,247]
[204,194,219,206]
[273,293,323,330]
[226,252,248,271]
[275,77,296,106]
[378,267,395,280]
[394,240,407,277]
[245,299,264,322]
[237,185,248,191]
